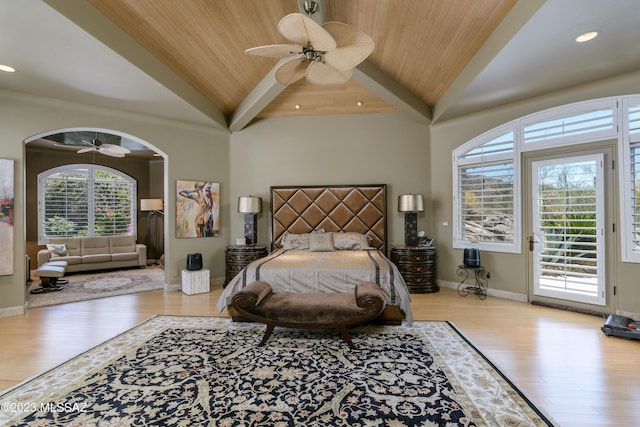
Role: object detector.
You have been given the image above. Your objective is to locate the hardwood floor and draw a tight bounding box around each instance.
[1,286,639,426]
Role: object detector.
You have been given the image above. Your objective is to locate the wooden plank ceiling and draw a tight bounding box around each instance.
[86,0,516,124]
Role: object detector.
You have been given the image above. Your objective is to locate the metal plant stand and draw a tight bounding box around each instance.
[456,265,489,299]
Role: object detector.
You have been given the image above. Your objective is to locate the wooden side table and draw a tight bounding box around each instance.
[390,245,438,293]
[225,244,268,286]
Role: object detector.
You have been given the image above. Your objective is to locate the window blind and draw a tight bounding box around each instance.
[457,161,514,243]
[39,165,136,242]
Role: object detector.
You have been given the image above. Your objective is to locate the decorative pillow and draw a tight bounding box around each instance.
[281,232,310,250]
[333,232,372,250]
[46,243,68,257]
[309,232,334,252]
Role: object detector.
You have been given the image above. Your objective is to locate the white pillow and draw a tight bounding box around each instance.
[46,243,68,256]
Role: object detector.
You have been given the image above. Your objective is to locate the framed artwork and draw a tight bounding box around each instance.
[0,159,14,276]
[176,180,220,238]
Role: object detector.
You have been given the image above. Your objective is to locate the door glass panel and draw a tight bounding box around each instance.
[532,154,605,305]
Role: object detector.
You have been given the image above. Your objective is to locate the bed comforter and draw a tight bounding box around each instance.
[217,248,413,323]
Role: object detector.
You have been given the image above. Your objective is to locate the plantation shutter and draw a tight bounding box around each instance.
[39,165,136,242]
[457,161,514,243]
[93,169,135,236]
[628,103,640,253]
[42,169,89,238]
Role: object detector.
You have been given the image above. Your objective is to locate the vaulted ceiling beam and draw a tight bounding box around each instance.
[231,0,430,131]
[353,61,432,124]
[433,0,544,122]
[44,0,228,131]
[228,60,288,132]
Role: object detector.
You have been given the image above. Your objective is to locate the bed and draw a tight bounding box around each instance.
[217,184,412,324]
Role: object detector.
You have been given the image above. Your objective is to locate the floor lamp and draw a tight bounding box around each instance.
[398,194,424,246]
[140,199,164,265]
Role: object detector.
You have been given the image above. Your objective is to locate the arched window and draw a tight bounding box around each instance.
[453,96,639,256]
[453,125,519,253]
[38,164,137,243]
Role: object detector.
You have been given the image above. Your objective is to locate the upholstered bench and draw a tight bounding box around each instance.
[31,261,68,294]
[231,281,385,349]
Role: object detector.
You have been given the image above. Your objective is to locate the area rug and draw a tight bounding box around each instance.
[27,267,165,308]
[0,316,555,426]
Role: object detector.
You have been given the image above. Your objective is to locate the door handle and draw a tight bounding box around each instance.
[529,233,542,252]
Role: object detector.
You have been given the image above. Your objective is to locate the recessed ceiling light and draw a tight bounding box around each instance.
[356,101,363,106]
[576,31,598,43]
[295,104,301,109]
[0,64,16,73]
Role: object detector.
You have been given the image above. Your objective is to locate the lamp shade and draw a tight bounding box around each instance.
[398,194,424,212]
[140,198,163,212]
[238,196,262,214]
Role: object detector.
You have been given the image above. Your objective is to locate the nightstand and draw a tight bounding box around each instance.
[225,245,268,286]
[390,245,438,293]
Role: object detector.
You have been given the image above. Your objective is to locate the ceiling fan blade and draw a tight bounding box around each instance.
[54,142,84,149]
[306,61,352,85]
[245,44,302,58]
[274,57,308,85]
[99,150,126,158]
[77,147,95,154]
[322,22,375,70]
[101,144,131,154]
[278,13,336,52]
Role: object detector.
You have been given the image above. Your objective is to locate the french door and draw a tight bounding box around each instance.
[530,153,606,305]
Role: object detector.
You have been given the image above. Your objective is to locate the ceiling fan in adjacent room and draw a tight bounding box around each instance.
[76,134,130,158]
[245,1,375,85]
[51,131,131,158]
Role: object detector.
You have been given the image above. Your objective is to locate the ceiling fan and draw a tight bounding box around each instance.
[76,134,131,158]
[245,1,374,85]
[52,132,131,158]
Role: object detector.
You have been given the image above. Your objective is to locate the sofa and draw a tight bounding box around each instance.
[37,235,147,273]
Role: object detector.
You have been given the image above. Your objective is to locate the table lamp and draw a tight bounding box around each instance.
[398,194,424,246]
[238,196,262,245]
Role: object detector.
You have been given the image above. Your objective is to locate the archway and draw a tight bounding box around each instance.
[24,127,168,299]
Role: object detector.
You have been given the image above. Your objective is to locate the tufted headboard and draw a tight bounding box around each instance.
[270,184,387,253]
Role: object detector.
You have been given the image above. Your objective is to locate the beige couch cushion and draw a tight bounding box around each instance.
[112,252,139,262]
[47,238,82,264]
[82,253,112,263]
[110,235,136,253]
[50,238,82,256]
[82,237,110,255]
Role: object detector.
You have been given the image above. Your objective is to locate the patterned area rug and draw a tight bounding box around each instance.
[27,267,165,308]
[0,316,555,426]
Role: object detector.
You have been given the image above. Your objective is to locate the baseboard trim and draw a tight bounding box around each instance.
[0,304,26,318]
[618,309,640,320]
[165,283,181,292]
[438,280,528,302]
